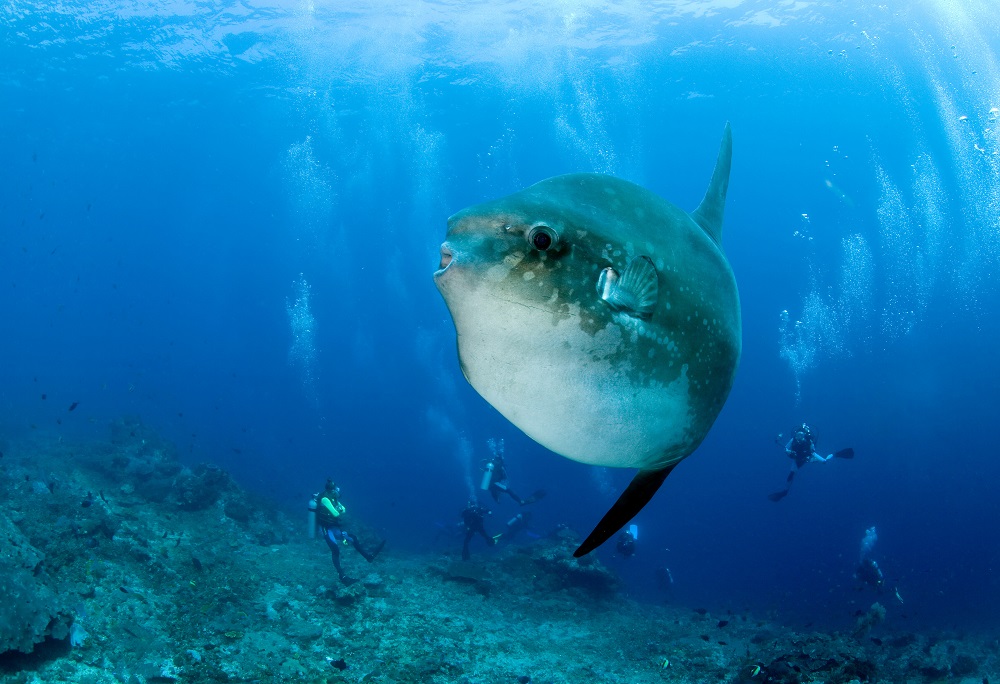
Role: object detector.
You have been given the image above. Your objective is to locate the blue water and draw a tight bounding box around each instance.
[3,0,999,632]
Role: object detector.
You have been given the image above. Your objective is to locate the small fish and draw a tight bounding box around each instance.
[699,634,710,642]
[750,665,761,677]
[99,491,108,504]
[660,658,670,669]
[41,393,47,400]
[81,492,94,508]
[68,401,79,412]
[694,608,708,616]
[717,620,729,628]
[870,637,883,646]
[327,658,348,671]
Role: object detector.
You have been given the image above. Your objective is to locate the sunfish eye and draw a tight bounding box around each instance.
[527,225,557,251]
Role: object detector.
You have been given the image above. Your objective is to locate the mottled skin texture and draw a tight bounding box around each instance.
[434,172,740,472]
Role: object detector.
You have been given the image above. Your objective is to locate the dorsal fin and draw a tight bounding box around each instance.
[690,122,732,247]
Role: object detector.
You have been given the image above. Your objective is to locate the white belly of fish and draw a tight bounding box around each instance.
[455,294,694,470]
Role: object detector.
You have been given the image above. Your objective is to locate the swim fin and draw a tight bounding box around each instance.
[768,489,789,502]
[521,489,547,506]
[574,465,676,557]
[834,448,854,459]
[364,540,386,562]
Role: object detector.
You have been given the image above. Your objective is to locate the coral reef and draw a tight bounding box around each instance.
[1,424,998,684]
[852,602,886,638]
[0,511,73,654]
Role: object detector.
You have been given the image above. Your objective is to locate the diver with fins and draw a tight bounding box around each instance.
[480,445,545,507]
[616,525,638,558]
[768,423,854,502]
[460,497,501,560]
[855,525,905,603]
[310,478,385,585]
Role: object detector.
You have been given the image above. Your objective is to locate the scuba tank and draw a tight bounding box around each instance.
[307,495,318,538]
[507,513,523,528]
[629,524,639,541]
[480,461,494,490]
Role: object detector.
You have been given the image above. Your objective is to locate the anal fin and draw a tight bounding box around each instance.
[573,464,677,557]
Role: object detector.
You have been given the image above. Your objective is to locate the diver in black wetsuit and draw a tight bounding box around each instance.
[856,557,886,592]
[500,510,533,542]
[616,529,637,558]
[460,498,498,560]
[768,423,854,502]
[480,453,546,506]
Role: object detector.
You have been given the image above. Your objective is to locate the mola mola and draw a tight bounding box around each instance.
[434,124,740,556]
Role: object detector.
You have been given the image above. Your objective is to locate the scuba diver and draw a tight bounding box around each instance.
[768,422,854,502]
[856,557,886,593]
[856,527,886,594]
[460,497,500,560]
[500,511,534,542]
[854,526,903,602]
[480,447,545,507]
[311,478,385,585]
[655,565,675,595]
[616,527,637,558]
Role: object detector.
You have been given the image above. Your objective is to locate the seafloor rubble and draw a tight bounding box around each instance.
[0,421,997,684]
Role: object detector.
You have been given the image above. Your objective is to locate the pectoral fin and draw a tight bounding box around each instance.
[597,256,658,319]
[573,464,676,557]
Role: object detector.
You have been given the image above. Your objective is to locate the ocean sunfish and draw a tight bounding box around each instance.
[433,124,741,556]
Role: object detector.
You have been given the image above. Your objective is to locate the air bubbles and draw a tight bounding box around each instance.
[778,291,841,404]
[792,214,813,241]
[284,136,336,251]
[287,275,319,404]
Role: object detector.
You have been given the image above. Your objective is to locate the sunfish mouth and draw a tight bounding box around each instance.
[435,244,453,275]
